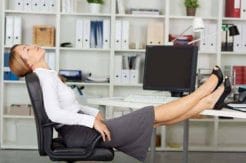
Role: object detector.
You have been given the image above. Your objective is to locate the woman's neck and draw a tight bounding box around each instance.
[32,61,50,70]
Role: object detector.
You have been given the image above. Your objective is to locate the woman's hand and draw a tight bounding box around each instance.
[93,119,111,142]
[95,112,104,121]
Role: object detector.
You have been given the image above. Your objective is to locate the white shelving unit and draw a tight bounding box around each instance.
[1,0,246,151]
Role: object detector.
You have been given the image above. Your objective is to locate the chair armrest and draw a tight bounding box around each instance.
[42,122,59,128]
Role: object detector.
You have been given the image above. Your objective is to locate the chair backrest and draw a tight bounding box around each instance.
[25,72,53,156]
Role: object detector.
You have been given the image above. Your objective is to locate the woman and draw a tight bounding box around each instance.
[9,44,231,162]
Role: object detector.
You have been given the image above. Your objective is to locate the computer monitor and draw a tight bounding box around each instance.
[143,45,198,97]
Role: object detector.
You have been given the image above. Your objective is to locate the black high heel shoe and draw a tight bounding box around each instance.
[212,65,224,91]
[213,77,232,110]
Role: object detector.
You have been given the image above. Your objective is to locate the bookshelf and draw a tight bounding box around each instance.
[1,0,246,152]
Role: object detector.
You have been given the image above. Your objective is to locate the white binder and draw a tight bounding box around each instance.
[31,0,40,11]
[14,0,24,10]
[103,19,110,49]
[46,52,56,70]
[13,16,22,44]
[241,24,246,52]
[233,23,242,52]
[121,69,130,84]
[207,23,217,52]
[24,0,32,11]
[241,0,246,19]
[5,16,14,46]
[115,20,122,49]
[114,55,123,84]
[40,0,48,12]
[129,70,139,84]
[75,19,83,48]
[47,0,56,12]
[199,27,208,52]
[83,19,91,48]
[121,20,129,49]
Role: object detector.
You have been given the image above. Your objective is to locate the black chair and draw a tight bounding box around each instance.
[25,72,114,163]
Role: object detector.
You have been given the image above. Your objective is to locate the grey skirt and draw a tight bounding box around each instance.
[58,106,155,162]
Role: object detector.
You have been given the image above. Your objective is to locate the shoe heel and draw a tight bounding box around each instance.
[213,77,232,110]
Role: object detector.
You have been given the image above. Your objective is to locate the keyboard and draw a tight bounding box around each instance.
[123,95,179,104]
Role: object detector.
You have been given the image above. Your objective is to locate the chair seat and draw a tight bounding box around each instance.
[50,138,114,161]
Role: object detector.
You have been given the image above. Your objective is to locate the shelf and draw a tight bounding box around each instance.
[221,51,246,55]
[113,83,143,87]
[3,115,34,119]
[116,14,165,19]
[61,12,111,17]
[169,16,218,20]
[5,10,57,15]
[216,146,246,151]
[4,45,56,50]
[60,47,110,52]
[199,51,217,54]
[3,80,25,84]
[1,143,37,150]
[223,17,246,21]
[115,49,146,53]
[66,82,110,86]
[189,146,217,151]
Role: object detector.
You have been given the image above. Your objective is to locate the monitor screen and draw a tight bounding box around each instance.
[143,45,198,95]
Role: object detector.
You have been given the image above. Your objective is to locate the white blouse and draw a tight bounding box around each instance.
[34,68,99,128]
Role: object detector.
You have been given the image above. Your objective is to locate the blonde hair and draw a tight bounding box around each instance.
[9,44,32,77]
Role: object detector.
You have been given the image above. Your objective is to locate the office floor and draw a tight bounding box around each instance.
[1,150,246,163]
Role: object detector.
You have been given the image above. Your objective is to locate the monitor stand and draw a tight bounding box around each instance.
[171,91,183,97]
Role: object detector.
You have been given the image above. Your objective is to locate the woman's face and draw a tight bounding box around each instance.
[15,44,45,67]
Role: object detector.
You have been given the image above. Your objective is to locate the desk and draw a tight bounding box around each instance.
[87,97,246,163]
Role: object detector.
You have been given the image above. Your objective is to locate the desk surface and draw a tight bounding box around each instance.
[87,97,246,119]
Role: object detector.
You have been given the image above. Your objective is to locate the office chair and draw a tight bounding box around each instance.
[25,72,114,163]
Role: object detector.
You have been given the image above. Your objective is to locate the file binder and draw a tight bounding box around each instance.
[147,22,164,45]
[121,69,130,84]
[241,0,246,18]
[5,16,14,46]
[46,52,56,70]
[75,19,83,48]
[225,0,241,18]
[14,0,24,10]
[115,20,122,49]
[121,20,129,49]
[103,19,110,49]
[114,55,123,84]
[90,21,97,48]
[47,0,56,12]
[129,70,139,84]
[13,16,22,44]
[24,0,32,11]
[207,23,217,52]
[233,23,242,52]
[83,19,91,48]
[40,0,48,12]
[199,24,208,52]
[31,0,40,11]
[241,24,246,52]
[96,21,103,48]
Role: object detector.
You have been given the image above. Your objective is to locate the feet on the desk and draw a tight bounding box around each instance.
[212,65,224,92]
[213,76,232,110]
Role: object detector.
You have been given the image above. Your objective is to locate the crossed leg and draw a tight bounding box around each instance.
[152,73,222,126]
